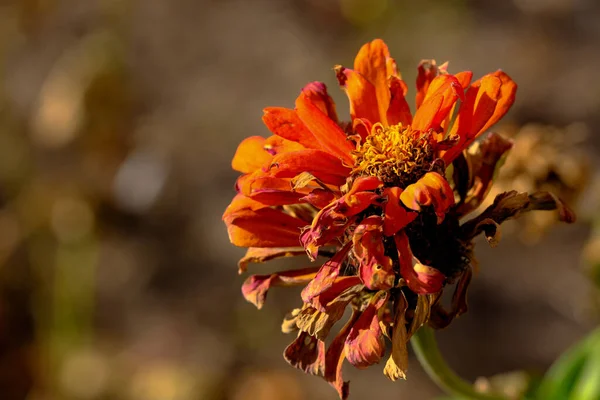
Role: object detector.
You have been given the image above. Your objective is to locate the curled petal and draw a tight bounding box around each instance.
[296,290,355,341]
[383,292,409,381]
[353,216,396,290]
[238,175,307,205]
[348,175,383,194]
[454,132,514,216]
[395,232,445,294]
[301,189,336,209]
[242,267,319,309]
[383,187,418,236]
[225,207,306,248]
[301,243,352,303]
[262,107,320,150]
[308,276,363,313]
[344,291,389,368]
[238,247,306,274]
[296,91,355,165]
[460,190,576,242]
[301,82,339,123]
[325,310,361,400]
[231,136,273,173]
[284,331,326,376]
[429,267,472,329]
[223,194,270,219]
[400,172,455,223]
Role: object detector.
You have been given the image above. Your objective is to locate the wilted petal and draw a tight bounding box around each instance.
[301,243,352,303]
[415,59,446,108]
[325,310,361,400]
[460,190,576,242]
[284,331,326,376]
[242,267,319,309]
[395,232,445,294]
[383,292,409,381]
[238,247,306,273]
[345,291,389,368]
[429,267,472,329]
[353,216,396,290]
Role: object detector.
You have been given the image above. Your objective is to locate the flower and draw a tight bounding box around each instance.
[223,39,575,399]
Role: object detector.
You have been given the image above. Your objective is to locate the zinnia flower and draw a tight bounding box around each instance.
[223,39,575,399]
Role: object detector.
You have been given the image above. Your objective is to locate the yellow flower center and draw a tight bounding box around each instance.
[352,123,434,187]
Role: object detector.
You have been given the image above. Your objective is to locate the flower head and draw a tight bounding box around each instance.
[223,39,575,399]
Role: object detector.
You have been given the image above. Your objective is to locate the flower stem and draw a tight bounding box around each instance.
[411,326,507,400]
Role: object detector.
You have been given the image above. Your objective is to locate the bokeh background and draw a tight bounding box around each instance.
[0,0,599,399]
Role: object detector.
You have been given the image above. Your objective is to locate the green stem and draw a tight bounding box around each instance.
[411,326,507,400]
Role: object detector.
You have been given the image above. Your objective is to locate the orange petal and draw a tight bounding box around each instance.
[301,243,352,303]
[325,309,360,400]
[415,59,443,108]
[240,175,307,205]
[225,207,306,247]
[301,82,339,123]
[443,71,517,164]
[242,267,319,309]
[353,39,397,125]
[262,107,320,150]
[400,172,454,223]
[231,136,272,173]
[413,74,463,132]
[335,65,381,127]
[269,149,350,186]
[382,187,418,236]
[387,76,412,126]
[454,71,473,89]
[344,291,388,368]
[238,247,306,273]
[264,135,308,155]
[295,91,355,165]
[352,216,395,291]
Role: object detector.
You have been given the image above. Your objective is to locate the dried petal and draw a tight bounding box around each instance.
[238,247,306,274]
[284,331,326,376]
[242,267,319,309]
[384,292,409,381]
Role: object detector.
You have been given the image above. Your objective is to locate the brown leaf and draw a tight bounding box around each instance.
[383,292,409,381]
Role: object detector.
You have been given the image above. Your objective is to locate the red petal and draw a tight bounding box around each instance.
[325,310,360,399]
[231,136,272,173]
[296,92,355,165]
[284,331,326,376]
[301,243,352,304]
[242,267,319,309]
[352,216,396,290]
[394,232,445,294]
[344,291,389,368]
[382,187,418,236]
[269,149,350,186]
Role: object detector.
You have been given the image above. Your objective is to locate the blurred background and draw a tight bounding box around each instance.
[0,0,599,399]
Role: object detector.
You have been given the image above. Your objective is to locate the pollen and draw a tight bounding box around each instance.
[352,123,434,187]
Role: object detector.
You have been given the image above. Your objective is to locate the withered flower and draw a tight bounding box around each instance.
[223,39,575,399]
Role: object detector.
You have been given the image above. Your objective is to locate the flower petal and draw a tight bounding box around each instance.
[301,243,352,304]
[231,136,272,173]
[352,216,396,290]
[238,247,306,273]
[295,92,355,165]
[415,59,446,108]
[301,82,339,123]
[225,207,307,248]
[242,267,319,309]
[460,190,576,242]
[383,187,418,237]
[269,149,350,186]
[262,107,320,150]
[429,267,472,329]
[344,291,389,368]
[413,74,463,132]
[394,232,445,294]
[325,310,360,400]
[387,76,412,126]
[400,172,455,223]
[383,292,409,381]
[335,66,381,127]
[353,39,397,125]
[284,331,326,376]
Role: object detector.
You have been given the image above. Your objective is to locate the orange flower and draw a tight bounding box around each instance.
[223,39,575,399]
